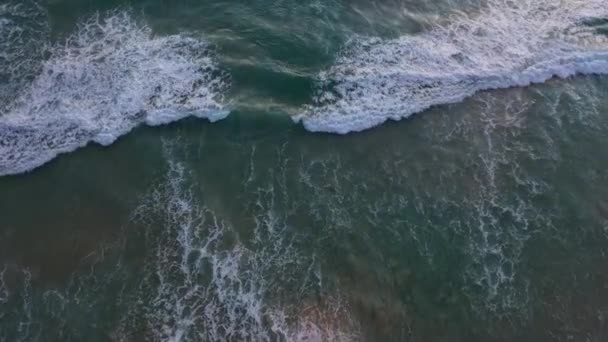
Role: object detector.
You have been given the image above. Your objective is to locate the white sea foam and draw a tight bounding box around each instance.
[299,0,608,133]
[0,266,8,307]
[112,143,358,341]
[0,9,228,176]
[0,1,49,108]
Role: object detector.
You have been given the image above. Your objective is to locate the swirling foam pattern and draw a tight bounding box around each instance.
[0,9,228,176]
[0,1,49,109]
[301,0,608,133]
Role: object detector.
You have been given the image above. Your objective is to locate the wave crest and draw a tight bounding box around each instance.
[0,10,228,176]
[300,0,608,133]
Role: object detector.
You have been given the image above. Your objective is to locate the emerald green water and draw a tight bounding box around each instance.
[1,0,608,341]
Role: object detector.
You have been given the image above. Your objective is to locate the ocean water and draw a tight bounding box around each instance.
[1,0,608,341]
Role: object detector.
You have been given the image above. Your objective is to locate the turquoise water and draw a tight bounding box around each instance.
[1,0,608,341]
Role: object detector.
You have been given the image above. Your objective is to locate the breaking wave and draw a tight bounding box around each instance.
[0,8,228,176]
[300,0,608,133]
[3,0,608,175]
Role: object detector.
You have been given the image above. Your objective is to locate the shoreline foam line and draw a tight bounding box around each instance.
[0,9,229,176]
[299,0,608,134]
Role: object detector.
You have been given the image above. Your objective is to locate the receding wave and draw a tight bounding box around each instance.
[113,142,359,341]
[299,0,608,133]
[0,8,228,176]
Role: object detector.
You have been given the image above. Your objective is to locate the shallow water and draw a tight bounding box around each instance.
[1,0,608,341]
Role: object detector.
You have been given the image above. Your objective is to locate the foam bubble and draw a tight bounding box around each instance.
[0,10,228,176]
[299,0,608,133]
